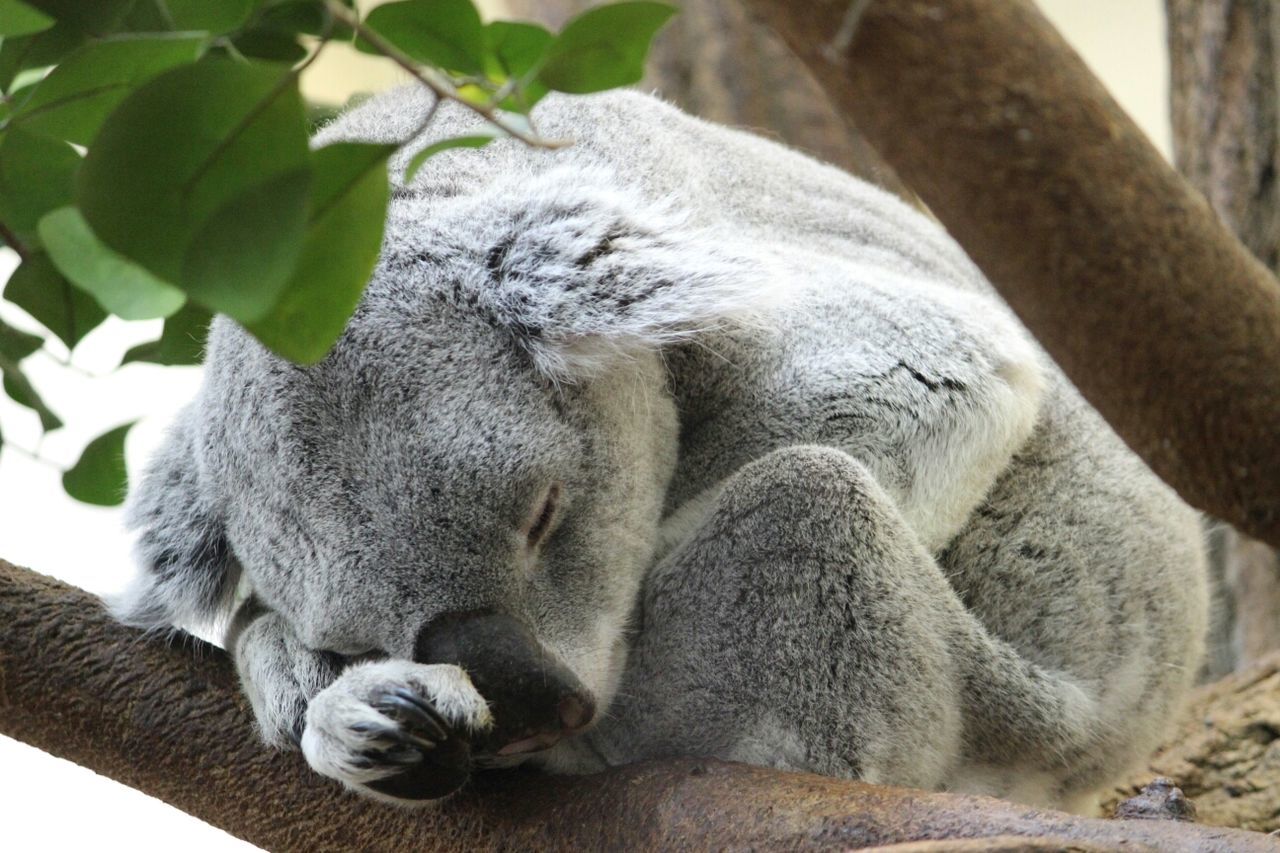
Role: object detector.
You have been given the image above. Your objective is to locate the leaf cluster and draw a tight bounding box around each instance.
[0,0,673,504]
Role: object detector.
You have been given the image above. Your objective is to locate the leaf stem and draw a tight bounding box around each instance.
[323,0,566,149]
[2,437,65,472]
[0,219,30,259]
[34,346,102,378]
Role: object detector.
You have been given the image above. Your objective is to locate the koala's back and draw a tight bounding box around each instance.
[320,81,1209,664]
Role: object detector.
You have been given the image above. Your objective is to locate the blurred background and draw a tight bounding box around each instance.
[0,1,1169,848]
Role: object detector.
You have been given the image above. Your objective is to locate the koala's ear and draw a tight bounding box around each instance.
[111,408,240,633]
[475,170,782,381]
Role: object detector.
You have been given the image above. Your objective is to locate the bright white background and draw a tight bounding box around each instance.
[0,2,1170,849]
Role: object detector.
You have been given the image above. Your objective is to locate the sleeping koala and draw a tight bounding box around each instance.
[113,88,1208,812]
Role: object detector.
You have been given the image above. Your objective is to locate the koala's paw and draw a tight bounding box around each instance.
[300,659,492,803]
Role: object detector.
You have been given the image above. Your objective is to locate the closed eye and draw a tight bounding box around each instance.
[525,482,562,550]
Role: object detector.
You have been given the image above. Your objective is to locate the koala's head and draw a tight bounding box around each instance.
[114,165,770,752]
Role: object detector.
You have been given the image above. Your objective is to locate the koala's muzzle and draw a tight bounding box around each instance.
[414,610,596,756]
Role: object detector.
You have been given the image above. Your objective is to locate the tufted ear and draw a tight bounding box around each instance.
[110,407,240,634]
[466,168,782,382]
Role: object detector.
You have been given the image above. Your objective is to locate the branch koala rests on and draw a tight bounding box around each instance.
[114,88,1208,811]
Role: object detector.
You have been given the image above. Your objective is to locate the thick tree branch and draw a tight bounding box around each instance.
[734,0,1280,548]
[1108,651,1280,834]
[0,559,1273,851]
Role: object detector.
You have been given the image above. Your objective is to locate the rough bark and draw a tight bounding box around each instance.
[0,559,1273,852]
[503,0,910,194]
[734,0,1280,549]
[1167,0,1280,678]
[1108,652,1280,834]
[1169,0,1280,268]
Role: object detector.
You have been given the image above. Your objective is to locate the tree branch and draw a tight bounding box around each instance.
[0,559,1271,851]
[1107,651,1280,834]
[505,0,911,198]
[733,0,1280,548]
[323,0,566,149]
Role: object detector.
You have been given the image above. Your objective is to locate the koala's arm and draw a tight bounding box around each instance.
[226,599,341,748]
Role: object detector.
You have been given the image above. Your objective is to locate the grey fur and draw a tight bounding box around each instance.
[113,88,1207,812]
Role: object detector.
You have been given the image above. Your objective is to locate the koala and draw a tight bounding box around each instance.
[113,87,1208,813]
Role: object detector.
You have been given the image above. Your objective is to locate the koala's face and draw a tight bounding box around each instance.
[121,165,764,757]
[199,284,679,733]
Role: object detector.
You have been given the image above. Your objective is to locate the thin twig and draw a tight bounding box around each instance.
[0,219,30,260]
[34,346,102,379]
[151,0,177,32]
[323,0,567,149]
[1,438,65,471]
[824,0,872,62]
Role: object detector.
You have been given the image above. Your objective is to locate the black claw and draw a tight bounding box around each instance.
[365,734,472,802]
[394,729,440,752]
[349,684,472,801]
[393,687,453,736]
[372,688,451,742]
[350,719,439,753]
[363,746,423,767]
[349,721,395,737]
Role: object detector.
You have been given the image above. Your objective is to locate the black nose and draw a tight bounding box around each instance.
[414,609,596,754]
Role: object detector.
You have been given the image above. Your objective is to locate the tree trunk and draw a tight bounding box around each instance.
[1168,0,1280,268]
[1167,0,1280,679]
[732,0,1280,550]
[1,559,1272,851]
[502,0,910,195]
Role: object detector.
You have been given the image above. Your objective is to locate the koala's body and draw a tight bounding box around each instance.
[115,88,1207,811]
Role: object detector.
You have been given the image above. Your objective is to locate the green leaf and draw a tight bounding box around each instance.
[160,0,255,34]
[3,251,107,348]
[11,34,207,145]
[403,132,497,183]
[487,20,552,79]
[1,363,60,430]
[78,60,314,323]
[122,302,211,366]
[0,316,42,361]
[247,142,392,363]
[258,0,330,37]
[0,125,79,238]
[38,206,186,320]
[307,101,342,133]
[231,0,339,62]
[230,29,308,62]
[487,20,552,108]
[181,168,312,321]
[63,420,135,506]
[23,0,134,37]
[0,0,54,37]
[117,1,170,32]
[0,317,61,431]
[359,0,488,75]
[538,1,675,94]
[0,23,81,92]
